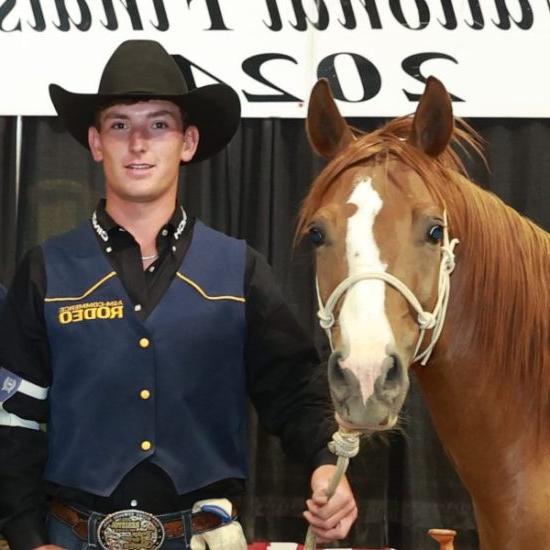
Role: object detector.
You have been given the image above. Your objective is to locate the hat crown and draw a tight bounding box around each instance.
[98,40,188,97]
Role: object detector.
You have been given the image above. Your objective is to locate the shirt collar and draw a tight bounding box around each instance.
[94,199,117,234]
[91,199,188,253]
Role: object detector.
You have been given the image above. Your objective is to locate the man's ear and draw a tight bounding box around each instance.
[88,126,104,162]
[180,125,199,163]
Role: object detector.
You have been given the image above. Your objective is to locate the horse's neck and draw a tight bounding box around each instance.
[430,176,550,468]
[416,355,550,549]
[414,254,550,548]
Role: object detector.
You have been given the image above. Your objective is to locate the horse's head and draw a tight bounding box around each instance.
[302,77,458,432]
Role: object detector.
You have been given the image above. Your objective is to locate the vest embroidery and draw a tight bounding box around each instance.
[57,300,124,325]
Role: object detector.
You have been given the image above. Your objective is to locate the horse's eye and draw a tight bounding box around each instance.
[308,227,325,247]
[427,224,444,244]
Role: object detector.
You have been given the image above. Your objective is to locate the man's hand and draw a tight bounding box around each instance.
[33,545,65,549]
[303,464,358,543]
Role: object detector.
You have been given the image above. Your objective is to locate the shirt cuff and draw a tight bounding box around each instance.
[311,447,338,470]
[2,509,48,550]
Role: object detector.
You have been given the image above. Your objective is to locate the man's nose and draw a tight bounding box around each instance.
[129,128,148,152]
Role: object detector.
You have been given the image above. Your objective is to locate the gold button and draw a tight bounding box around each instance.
[141,440,152,451]
[140,389,151,400]
[139,338,150,348]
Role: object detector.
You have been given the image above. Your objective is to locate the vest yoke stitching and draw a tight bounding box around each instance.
[176,272,245,303]
[44,271,117,303]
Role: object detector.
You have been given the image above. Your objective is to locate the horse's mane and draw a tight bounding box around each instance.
[299,116,550,439]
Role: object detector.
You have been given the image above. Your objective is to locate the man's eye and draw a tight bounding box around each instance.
[152,121,169,129]
[110,122,126,130]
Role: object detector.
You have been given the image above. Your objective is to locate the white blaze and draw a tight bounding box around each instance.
[338,179,396,403]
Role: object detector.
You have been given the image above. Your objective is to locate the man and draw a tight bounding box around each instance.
[0,40,357,550]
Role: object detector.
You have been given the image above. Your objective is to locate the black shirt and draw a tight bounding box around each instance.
[0,201,336,550]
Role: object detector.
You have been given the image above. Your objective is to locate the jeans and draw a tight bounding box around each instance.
[47,513,191,549]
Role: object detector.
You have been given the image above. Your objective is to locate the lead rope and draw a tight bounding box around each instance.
[304,430,361,550]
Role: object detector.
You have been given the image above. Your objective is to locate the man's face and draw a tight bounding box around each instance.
[88,100,198,204]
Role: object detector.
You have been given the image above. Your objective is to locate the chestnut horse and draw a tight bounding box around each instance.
[298,77,549,550]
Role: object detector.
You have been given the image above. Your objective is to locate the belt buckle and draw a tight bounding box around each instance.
[97,509,165,550]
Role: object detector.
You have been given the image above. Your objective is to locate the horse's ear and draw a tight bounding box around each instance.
[306,78,355,160]
[408,76,453,157]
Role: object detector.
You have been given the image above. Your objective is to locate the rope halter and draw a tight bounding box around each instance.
[316,213,459,366]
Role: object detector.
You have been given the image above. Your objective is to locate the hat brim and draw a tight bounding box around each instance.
[48,82,241,164]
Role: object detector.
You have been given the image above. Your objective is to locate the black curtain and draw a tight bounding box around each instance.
[1,115,549,549]
[0,117,17,285]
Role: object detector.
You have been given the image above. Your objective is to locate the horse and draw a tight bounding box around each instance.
[298,77,550,550]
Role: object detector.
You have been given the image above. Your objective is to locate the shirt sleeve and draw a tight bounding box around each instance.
[0,247,51,549]
[243,246,337,469]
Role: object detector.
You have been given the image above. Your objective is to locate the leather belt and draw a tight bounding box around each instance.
[50,499,237,541]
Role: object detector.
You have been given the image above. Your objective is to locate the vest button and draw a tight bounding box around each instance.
[140,389,151,400]
[139,338,150,348]
[141,440,152,451]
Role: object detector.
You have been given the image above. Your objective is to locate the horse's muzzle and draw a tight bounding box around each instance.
[327,350,409,431]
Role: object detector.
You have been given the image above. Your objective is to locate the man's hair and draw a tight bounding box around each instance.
[93,98,189,130]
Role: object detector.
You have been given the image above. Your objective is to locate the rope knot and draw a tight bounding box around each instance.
[417,311,436,330]
[317,310,335,330]
[328,430,361,458]
[441,238,459,273]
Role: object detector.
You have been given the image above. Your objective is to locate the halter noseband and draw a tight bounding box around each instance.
[316,213,459,366]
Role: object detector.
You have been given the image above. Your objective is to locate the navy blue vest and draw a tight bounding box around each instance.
[42,220,247,496]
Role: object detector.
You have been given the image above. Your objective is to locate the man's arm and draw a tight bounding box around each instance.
[0,248,52,550]
[243,247,336,464]
[243,247,357,541]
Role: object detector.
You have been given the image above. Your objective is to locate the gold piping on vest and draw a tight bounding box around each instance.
[176,272,245,303]
[44,272,117,303]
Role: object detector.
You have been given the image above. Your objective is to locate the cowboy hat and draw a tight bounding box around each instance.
[49,40,241,163]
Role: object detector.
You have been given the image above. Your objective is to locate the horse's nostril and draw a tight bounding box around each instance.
[328,351,349,401]
[374,353,406,405]
[385,354,402,384]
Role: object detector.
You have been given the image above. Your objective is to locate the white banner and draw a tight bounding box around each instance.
[0,0,549,117]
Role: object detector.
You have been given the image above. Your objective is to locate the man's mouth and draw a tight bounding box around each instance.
[125,163,155,170]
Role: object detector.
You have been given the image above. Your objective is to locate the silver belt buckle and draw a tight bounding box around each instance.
[97,509,165,550]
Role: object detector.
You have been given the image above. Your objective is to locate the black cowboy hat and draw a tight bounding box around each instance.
[49,40,241,164]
